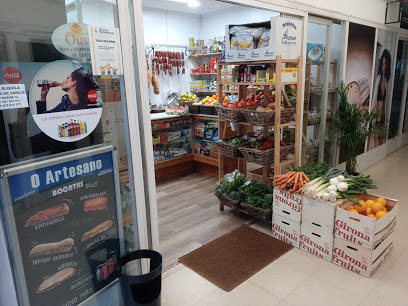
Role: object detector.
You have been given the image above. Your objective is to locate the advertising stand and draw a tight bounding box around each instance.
[0,145,124,306]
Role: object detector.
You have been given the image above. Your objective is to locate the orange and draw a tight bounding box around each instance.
[349,209,360,214]
[366,207,373,215]
[376,211,388,219]
[372,202,384,214]
[365,200,375,207]
[382,206,388,212]
[376,197,387,206]
[366,214,376,218]
[346,205,355,211]
[354,202,367,214]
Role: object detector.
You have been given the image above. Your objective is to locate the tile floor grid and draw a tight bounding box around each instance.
[161,145,408,305]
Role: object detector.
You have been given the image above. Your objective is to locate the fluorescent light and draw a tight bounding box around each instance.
[188,0,200,7]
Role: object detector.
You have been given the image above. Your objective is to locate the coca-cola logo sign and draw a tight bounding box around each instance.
[3,67,22,83]
[51,23,91,59]
[87,90,98,102]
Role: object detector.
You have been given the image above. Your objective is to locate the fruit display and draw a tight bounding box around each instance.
[245,136,286,150]
[178,92,198,104]
[220,91,275,109]
[201,93,224,106]
[345,197,389,220]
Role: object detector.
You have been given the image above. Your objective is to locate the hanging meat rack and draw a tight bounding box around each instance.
[146,44,188,76]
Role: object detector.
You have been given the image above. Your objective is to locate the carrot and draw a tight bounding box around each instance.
[302,172,310,182]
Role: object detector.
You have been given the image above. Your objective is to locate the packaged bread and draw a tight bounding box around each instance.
[258,30,270,48]
[29,238,74,258]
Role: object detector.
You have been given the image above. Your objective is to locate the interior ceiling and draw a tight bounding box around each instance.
[142,0,237,15]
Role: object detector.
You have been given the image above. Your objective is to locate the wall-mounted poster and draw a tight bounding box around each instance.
[51,23,91,59]
[367,30,397,150]
[345,23,376,111]
[0,146,123,306]
[28,60,103,143]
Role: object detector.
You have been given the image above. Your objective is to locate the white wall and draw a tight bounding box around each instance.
[200,6,279,43]
[142,7,200,106]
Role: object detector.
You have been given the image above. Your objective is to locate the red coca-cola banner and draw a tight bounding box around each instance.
[3,67,22,84]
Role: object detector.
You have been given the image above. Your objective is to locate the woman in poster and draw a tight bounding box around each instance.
[372,49,391,148]
[36,67,100,113]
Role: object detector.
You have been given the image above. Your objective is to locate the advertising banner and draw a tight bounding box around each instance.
[0,146,122,306]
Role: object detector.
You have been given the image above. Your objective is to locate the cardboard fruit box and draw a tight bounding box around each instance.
[300,196,341,261]
[334,194,398,249]
[224,16,302,62]
[272,213,301,248]
[273,189,302,223]
[332,232,394,278]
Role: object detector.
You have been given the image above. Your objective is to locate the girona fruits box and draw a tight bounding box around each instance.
[300,196,347,261]
[334,194,398,249]
[272,213,300,248]
[273,189,302,223]
[332,232,394,278]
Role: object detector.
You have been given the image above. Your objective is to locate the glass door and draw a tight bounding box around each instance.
[304,17,331,164]
[0,0,148,305]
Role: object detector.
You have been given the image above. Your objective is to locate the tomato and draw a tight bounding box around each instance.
[237,102,243,108]
[252,101,258,106]
[263,142,273,149]
[245,102,252,107]
[223,102,229,107]
[228,104,235,108]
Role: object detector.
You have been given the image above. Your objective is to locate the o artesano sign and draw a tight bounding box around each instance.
[52,23,90,58]
[3,67,22,83]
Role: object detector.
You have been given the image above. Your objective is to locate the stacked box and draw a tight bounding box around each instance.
[300,196,344,262]
[332,194,398,277]
[272,189,302,247]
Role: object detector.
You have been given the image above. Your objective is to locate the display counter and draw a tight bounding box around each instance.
[150,113,237,182]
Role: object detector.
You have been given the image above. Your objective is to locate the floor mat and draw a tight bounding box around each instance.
[178,225,293,291]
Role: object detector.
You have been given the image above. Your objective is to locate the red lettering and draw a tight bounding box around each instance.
[66,33,76,45]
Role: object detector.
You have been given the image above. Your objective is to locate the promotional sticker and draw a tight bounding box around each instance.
[29,60,102,142]
[51,23,91,58]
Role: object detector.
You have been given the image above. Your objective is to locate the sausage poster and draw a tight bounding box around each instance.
[0,147,122,306]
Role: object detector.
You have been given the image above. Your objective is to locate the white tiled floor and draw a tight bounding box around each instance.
[161,145,408,305]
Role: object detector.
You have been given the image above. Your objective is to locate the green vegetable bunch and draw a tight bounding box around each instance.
[238,181,273,210]
[295,163,329,181]
[215,170,247,200]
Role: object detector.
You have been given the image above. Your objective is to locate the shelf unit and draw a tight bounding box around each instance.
[190,52,223,57]
[217,55,303,211]
[302,59,337,165]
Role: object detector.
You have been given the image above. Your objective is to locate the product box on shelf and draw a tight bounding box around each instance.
[332,232,394,278]
[225,17,302,62]
[273,189,303,223]
[269,68,298,83]
[334,194,398,249]
[272,213,301,248]
[300,196,344,261]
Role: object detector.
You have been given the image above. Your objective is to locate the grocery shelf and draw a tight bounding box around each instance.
[190,52,222,57]
[152,124,191,132]
[191,90,238,94]
[153,138,191,145]
[154,154,193,170]
[190,73,217,75]
[193,154,219,166]
[218,59,298,66]
[279,121,296,128]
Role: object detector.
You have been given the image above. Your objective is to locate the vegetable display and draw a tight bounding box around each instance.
[238,181,273,210]
[215,170,246,200]
[303,168,377,205]
[273,171,309,193]
[294,163,329,181]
